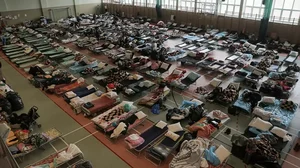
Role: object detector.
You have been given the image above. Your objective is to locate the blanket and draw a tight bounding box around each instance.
[170,138,210,168]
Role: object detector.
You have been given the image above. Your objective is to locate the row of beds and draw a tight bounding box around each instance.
[5,24,297,166]
[3,26,236,167]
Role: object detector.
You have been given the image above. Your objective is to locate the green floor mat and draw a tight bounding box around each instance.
[43,50,62,55]
[39,47,54,52]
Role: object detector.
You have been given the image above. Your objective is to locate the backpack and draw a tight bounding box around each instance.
[6,91,24,111]
[189,105,205,123]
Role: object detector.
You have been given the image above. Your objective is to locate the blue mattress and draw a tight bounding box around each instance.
[259,100,297,129]
[69,61,98,73]
[182,35,200,41]
[233,90,252,114]
[167,50,186,61]
[63,86,96,102]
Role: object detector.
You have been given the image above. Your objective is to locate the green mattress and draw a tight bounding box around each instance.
[42,50,62,55]
[20,61,39,68]
[4,48,24,53]
[9,53,27,59]
[16,57,37,65]
[6,50,25,56]
[11,56,33,63]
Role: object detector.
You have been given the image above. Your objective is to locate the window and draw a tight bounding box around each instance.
[147,0,156,7]
[218,0,241,17]
[120,0,133,5]
[242,0,265,19]
[196,0,217,14]
[178,0,196,12]
[134,0,146,7]
[271,0,300,24]
[162,0,177,10]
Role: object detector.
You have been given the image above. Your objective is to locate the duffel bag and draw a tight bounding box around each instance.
[6,91,24,111]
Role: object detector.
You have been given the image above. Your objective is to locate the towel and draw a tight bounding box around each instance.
[110,122,127,138]
[0,123,11,141]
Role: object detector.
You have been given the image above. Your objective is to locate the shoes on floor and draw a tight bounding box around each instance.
[294,143,300,152]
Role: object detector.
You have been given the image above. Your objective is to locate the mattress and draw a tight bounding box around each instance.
[92,101,137,130]
[233,90,252,113]
[85,95,117,115]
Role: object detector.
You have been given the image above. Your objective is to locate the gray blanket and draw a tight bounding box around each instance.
[169,138,210,168]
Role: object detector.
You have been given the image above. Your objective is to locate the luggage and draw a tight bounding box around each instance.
[6,91,24,111]
[0,96,12,114]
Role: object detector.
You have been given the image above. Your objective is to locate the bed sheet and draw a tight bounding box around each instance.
[92,101,137,130]
[138,87,170,106]
[260,100,297,129]
[233,90,252,113]
[85,95,117,115]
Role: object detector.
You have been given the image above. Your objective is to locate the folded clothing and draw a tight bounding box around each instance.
[65,91,77,98]
[125,134,145,149]
[83,102,94,109]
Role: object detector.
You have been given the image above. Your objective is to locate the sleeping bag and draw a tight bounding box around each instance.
[6,91,24,111]
[0,97,12,114]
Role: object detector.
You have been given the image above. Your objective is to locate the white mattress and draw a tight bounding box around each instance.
[206,111,230,124]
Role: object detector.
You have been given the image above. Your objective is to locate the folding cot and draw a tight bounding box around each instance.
[284,51,299,64]
[63,85,97,103]
[125,121,168,154]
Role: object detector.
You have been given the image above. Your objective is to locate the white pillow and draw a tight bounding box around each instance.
[160,62,169,70]
[261,96,275,104]
[86,84,94,90]
[173,69,182,75]
[144,81,153,88]
[249,117,272,131]
[155,121,167,129]
[271,126,288,138]
[215,145,231,163]
[106,91,118,99]
[253,107,272,121]
[165,131,180,141]
[210,78,221,87]
[168,122,183,133]
[135,111,147,120]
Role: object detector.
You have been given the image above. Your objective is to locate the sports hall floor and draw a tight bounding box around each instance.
[1,38,300,168]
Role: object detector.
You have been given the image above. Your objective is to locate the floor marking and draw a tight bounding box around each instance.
[50,143,58,152]
[281,159,300,168]
[62,122,93,137]
[59,137,69,146]
[282,151,300,162]
[212,127,227,141]
[216,132,231,141]
[136,107,145,112]
[132,128,141,134]
[74,131,98,144]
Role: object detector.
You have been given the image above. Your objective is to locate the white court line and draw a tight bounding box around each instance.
[59,137,69,146]
[132,128,141,134]
[74,131,98,144]
[62,122,93,137]
[212,127,227,141]
[281,159,300,168]
[50,143,58,152]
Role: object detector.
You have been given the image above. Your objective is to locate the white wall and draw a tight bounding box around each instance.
[41,0,74,8]
[75,0,101,5]
[6,0,40,10]
[0,0,7,12]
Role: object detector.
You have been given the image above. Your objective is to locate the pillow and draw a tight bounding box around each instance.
[168,122,183,133]
[187,72,200,82]
[155,121,167,129]
[270,126,287,138]
[95,91,103,97]
[144,81,153,88]
[173,69,182,75]
[135,111,147,120]
[253,107,272,121]
[215,145,231,163]
[261,96,275,104]
[210,78,221,87]
[160,62,169,70]
[165,131,180,141]
[106,91,118,99]
[86,84,94,90]
[249,117,272,131]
